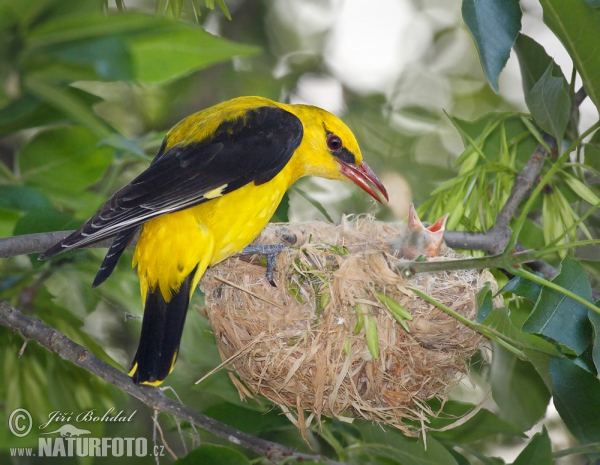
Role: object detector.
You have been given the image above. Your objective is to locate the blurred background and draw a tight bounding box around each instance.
[1,0,597,463]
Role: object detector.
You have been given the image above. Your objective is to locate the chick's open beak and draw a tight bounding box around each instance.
[339,161,389,203]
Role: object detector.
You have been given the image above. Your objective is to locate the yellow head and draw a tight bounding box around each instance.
[283,103,388,203]
[166,96,388,203]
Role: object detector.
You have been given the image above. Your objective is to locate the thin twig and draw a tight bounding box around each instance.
[18,338,29,358]
[0,299,344,465]
[151,411,178,461]
[393,249,538,275]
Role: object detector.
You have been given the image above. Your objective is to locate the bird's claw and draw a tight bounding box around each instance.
[239,244,289,287]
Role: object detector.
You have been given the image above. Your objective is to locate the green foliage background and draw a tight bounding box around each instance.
[1,0,600,463]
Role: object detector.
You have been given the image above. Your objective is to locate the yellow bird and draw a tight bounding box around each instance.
[40,96,388,385]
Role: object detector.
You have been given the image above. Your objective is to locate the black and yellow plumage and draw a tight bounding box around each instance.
[40,96,388,385]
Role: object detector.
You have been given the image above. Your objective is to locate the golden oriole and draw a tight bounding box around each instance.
[40,96,388,385]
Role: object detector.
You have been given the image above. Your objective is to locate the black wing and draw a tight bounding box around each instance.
[40,106,303,259]
[91,227,139,288]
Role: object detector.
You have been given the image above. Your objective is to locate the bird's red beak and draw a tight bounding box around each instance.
[339,161,389,203]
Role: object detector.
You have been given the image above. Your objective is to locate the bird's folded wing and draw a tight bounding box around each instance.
[40,106,303,259]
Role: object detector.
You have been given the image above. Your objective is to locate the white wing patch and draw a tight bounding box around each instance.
[203,184,228,200]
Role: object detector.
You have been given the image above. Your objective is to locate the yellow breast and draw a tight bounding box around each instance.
[133,163,295,301]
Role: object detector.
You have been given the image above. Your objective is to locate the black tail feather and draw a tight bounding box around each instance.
[129,267,196,385]
[92,227,138,288]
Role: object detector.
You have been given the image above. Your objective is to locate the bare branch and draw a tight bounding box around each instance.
[443,229,511,253]
[0,231,134,258]
[0,299,343,465]
[493,133,555,232]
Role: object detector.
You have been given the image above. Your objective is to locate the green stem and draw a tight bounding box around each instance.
[531,238,600,257]
[395,238,600,276]
[0,160,18,182]
[317,424,347,460]
[554,442,600,458]
[543,201,600,250]
[520,117,552,154]
[450,443,504,465]
[394,250,538,275]
[507,121,600,252]
[507,266,600,316]
[409,288,525,358]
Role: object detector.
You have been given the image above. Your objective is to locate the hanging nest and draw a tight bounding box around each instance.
[200,216,499,436]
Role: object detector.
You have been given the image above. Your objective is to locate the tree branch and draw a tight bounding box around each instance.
[0,299,343,465]
[0,230,136,258]
[444,86,588,262]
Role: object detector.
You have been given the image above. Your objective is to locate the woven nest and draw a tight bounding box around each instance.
[200,216,498,436]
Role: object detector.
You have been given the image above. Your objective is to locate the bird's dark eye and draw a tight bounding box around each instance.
[327,134,343,152]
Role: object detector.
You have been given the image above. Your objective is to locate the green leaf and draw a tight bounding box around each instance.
[573,344,597,375]
[589,302,600,373]
[13,210,80,236]
[462,0,522,92]
[24,11,257,83]
[539,0,600,111]
[584,129,600,172]
[46,36,134,81]
[126,24,260,83]
[0,89,102,137]
[0,186,52,211]
[523,257,593,355]
[18,126,114,196]
[215,0,232,20]
[501,275,543,302]
[550,356,600,452]
[175,445,250,465]
[33,286,109,359]
[447,449,471,465]
[482,308,561,356]
[522,348,553,390]
[170,0,184,20]
[518,219,545,250]
[490,344,551,430]
[202,403,288,436]
[24,77,112,138]
[475,282,493,322]
[560,171,600,206]
[25,12,162,49]
[429,401,524,442]
[435,112,538,232]
[511,427,552,465]
[0,209,21,238]
[351,422,458,465]
[514,34,555,99]
[525,63,571,142]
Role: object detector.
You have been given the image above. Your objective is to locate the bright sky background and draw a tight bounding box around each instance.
[278,0,597,128]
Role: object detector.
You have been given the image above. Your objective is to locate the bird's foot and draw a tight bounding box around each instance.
[239,244,289,286]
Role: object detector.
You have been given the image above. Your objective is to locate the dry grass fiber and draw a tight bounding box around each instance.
[200,216,497,436]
